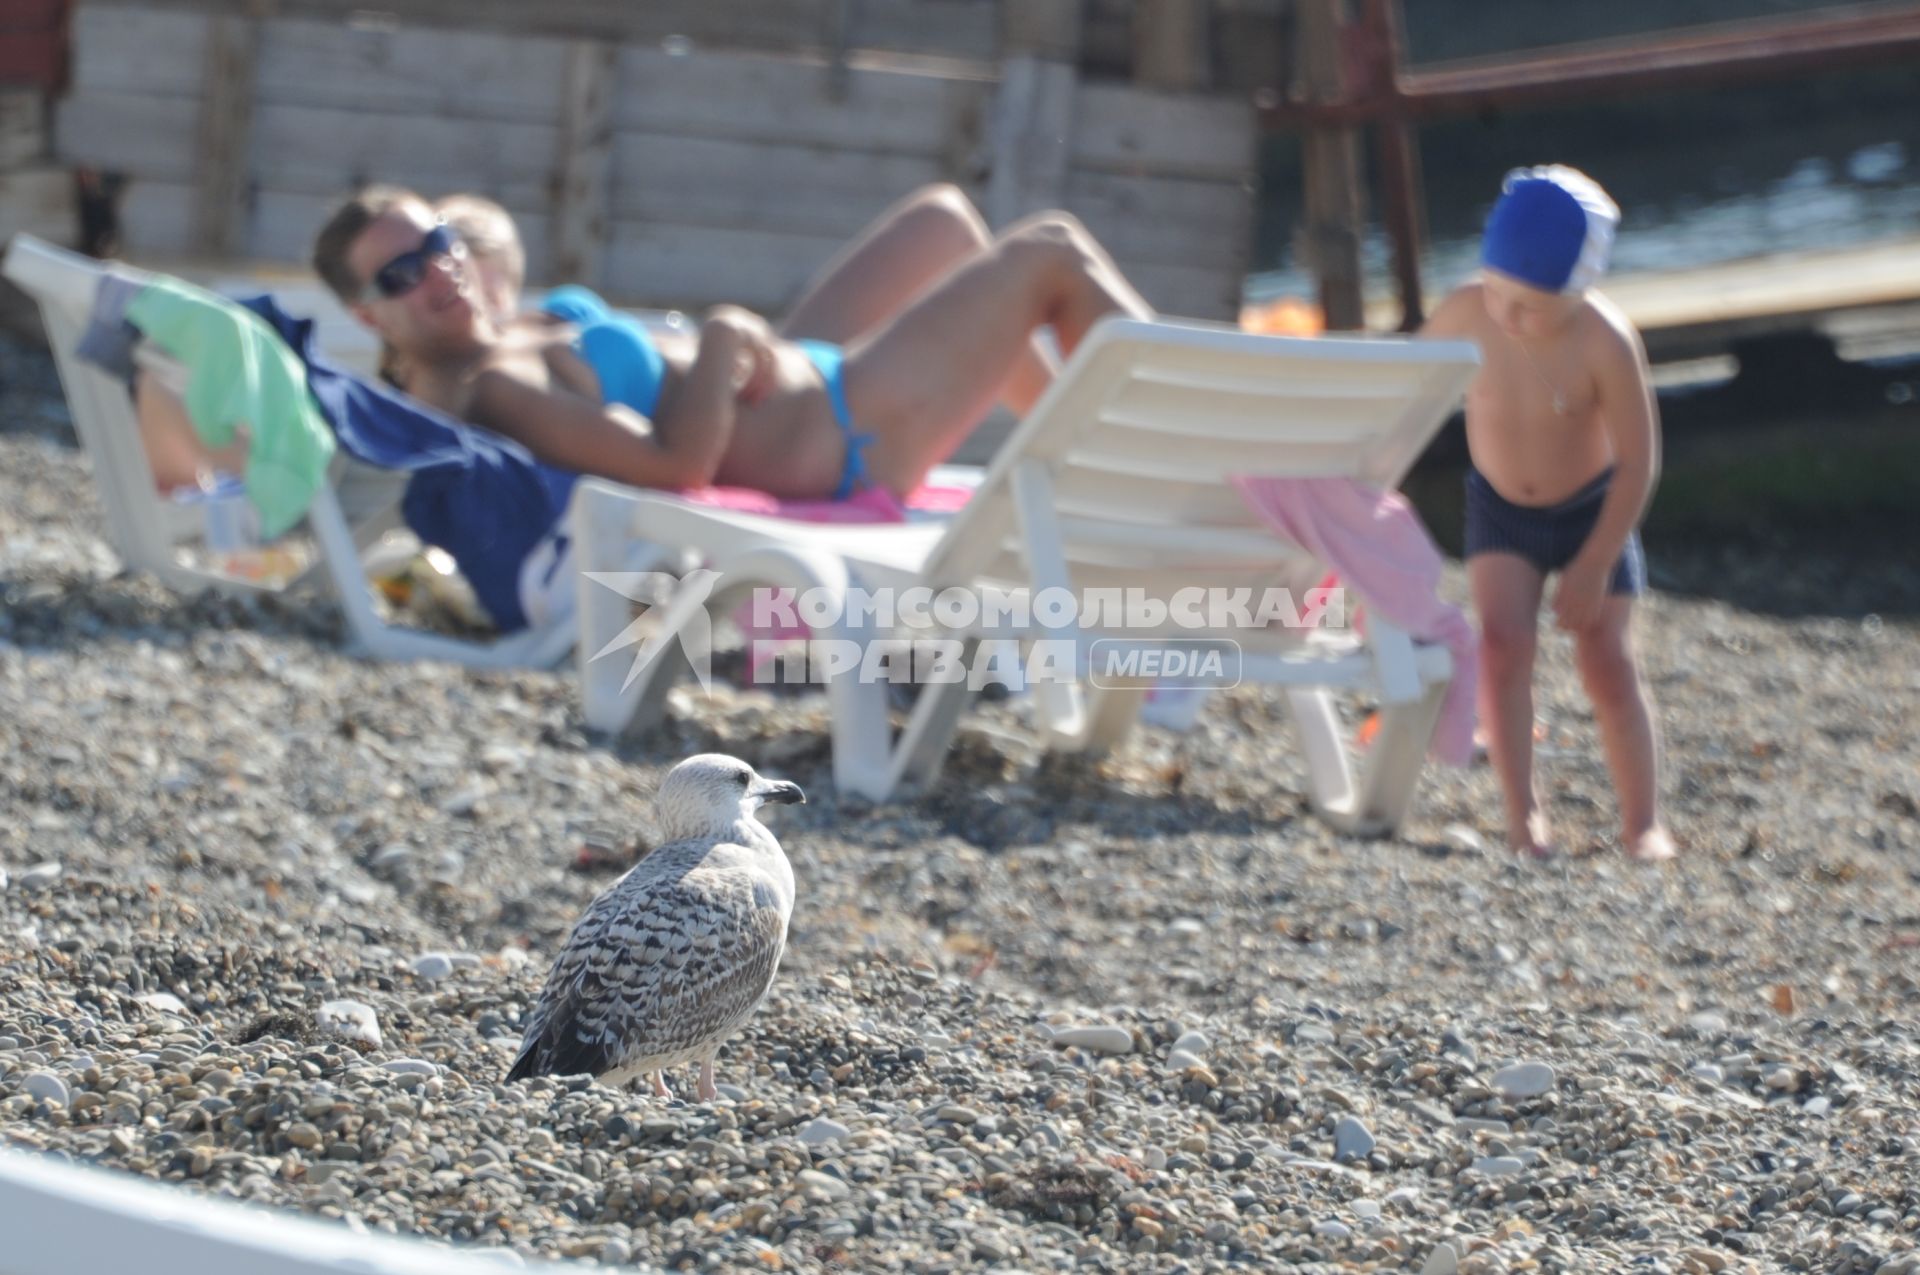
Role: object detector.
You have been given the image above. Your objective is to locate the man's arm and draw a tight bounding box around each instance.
[468,310,763,491]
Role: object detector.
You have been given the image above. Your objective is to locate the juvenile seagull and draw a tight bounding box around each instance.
[506,754,804,1101]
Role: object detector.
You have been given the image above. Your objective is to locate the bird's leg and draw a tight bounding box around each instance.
[650,1071,672,1100]
[696,1054,718,1104]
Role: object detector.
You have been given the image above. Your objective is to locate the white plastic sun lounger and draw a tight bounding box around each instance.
[573,315,1479,835]
[0,1146,555,1275]
[2,232,575,669]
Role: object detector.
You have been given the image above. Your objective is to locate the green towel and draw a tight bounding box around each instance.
[125,277,336,538]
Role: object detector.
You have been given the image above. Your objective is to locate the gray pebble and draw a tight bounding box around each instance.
[1332,1116,1375,1161]
[134,992,189,1016]
[24,1072,68,1106]
[315,1000,382,1049]
[796,1169,851,1201]
[381,1059,437,1076]
[1052,1026,1133,1056]
[18,862,62,892]
[1492,1060,1556,1099]
[799,1118,850,1145]
[1471,1156,1526,1176]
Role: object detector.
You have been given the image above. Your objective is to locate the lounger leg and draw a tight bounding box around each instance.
[885,637,980,794]
[575,486,650,734]
[1033,680,1088,748]
[826,675,900,801]
[1076,682,1150,756]
[1284,687,1358,825]
[1345,675,1448,836]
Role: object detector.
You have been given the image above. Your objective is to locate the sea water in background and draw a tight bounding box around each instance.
[1246,53,1920,312]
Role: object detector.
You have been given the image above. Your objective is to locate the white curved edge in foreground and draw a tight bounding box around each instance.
[0,1146,562,1275]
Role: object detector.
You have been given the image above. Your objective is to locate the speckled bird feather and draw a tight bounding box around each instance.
[507,830,790,1084]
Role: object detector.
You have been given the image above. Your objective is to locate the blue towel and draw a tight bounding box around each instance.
[237,296,577,633]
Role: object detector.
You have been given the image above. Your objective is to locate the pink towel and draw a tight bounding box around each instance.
[1231,475,1478,766]
[678,482,973,524]
[672,483,976,655]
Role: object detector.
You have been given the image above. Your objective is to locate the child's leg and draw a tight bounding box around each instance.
[1573,596,1674,860]
[777,183,1055,412]
[1470,552,1552,856]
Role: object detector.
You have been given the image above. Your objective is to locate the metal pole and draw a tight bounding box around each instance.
[1295,0,1366,330]
[1362,0,1426,330]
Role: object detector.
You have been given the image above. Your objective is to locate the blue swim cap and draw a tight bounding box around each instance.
[1481,165,1619,294]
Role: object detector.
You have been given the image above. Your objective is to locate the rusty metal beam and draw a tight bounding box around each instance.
[1262,3,1920,128]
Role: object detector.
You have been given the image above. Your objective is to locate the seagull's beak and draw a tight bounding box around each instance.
[751,779,806,806]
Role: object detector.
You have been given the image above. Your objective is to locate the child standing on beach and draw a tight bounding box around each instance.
[1422,165,1676,862]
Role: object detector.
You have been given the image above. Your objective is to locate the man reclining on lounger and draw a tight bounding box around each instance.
[310,184,1153,503]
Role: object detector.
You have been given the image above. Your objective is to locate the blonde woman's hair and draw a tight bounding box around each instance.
[435,193,524,291]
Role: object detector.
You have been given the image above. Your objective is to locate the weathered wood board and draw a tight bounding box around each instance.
[53,1,1257,318]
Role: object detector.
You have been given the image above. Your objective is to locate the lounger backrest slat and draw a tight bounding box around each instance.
[926,318,1479,599]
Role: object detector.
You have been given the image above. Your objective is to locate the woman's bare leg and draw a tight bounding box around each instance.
[778,183,1056,418]
[843,211,1153,497]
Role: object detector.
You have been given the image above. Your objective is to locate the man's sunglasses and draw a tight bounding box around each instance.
[365,222,465,300]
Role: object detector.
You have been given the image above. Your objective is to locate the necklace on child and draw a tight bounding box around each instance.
[1516,338,1568,416]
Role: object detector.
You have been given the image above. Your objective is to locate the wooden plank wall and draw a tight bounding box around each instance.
[52,3,1256,319]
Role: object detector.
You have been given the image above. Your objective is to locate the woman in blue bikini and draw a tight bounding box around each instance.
[312,184,1151,503]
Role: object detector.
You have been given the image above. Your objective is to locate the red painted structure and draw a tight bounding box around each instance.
[0,0,71,92]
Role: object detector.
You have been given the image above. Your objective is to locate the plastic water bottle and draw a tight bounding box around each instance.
[196,473,258,557]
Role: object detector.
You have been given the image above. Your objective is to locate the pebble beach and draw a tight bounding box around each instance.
[2,330,1918,1274]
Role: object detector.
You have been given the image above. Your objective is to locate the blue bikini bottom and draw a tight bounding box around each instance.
[792,340,873,501]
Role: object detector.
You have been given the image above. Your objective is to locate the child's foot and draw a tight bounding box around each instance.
[1507,809,1556,861]
[1625,826,1677,863]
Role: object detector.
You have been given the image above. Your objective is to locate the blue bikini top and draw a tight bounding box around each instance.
[539,285,666,417]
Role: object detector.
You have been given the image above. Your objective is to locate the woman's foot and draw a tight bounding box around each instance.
[1626,825,1677,862]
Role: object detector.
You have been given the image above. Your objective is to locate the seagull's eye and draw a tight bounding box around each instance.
[735,772,751,787]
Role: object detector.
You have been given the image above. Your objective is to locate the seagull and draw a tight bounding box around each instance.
[506,754,805,1101]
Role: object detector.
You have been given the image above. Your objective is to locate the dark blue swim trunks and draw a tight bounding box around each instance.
[1464,466,1645,595]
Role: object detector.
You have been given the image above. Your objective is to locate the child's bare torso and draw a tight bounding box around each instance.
[413,319,850,498]
[1449,282,1625,506]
